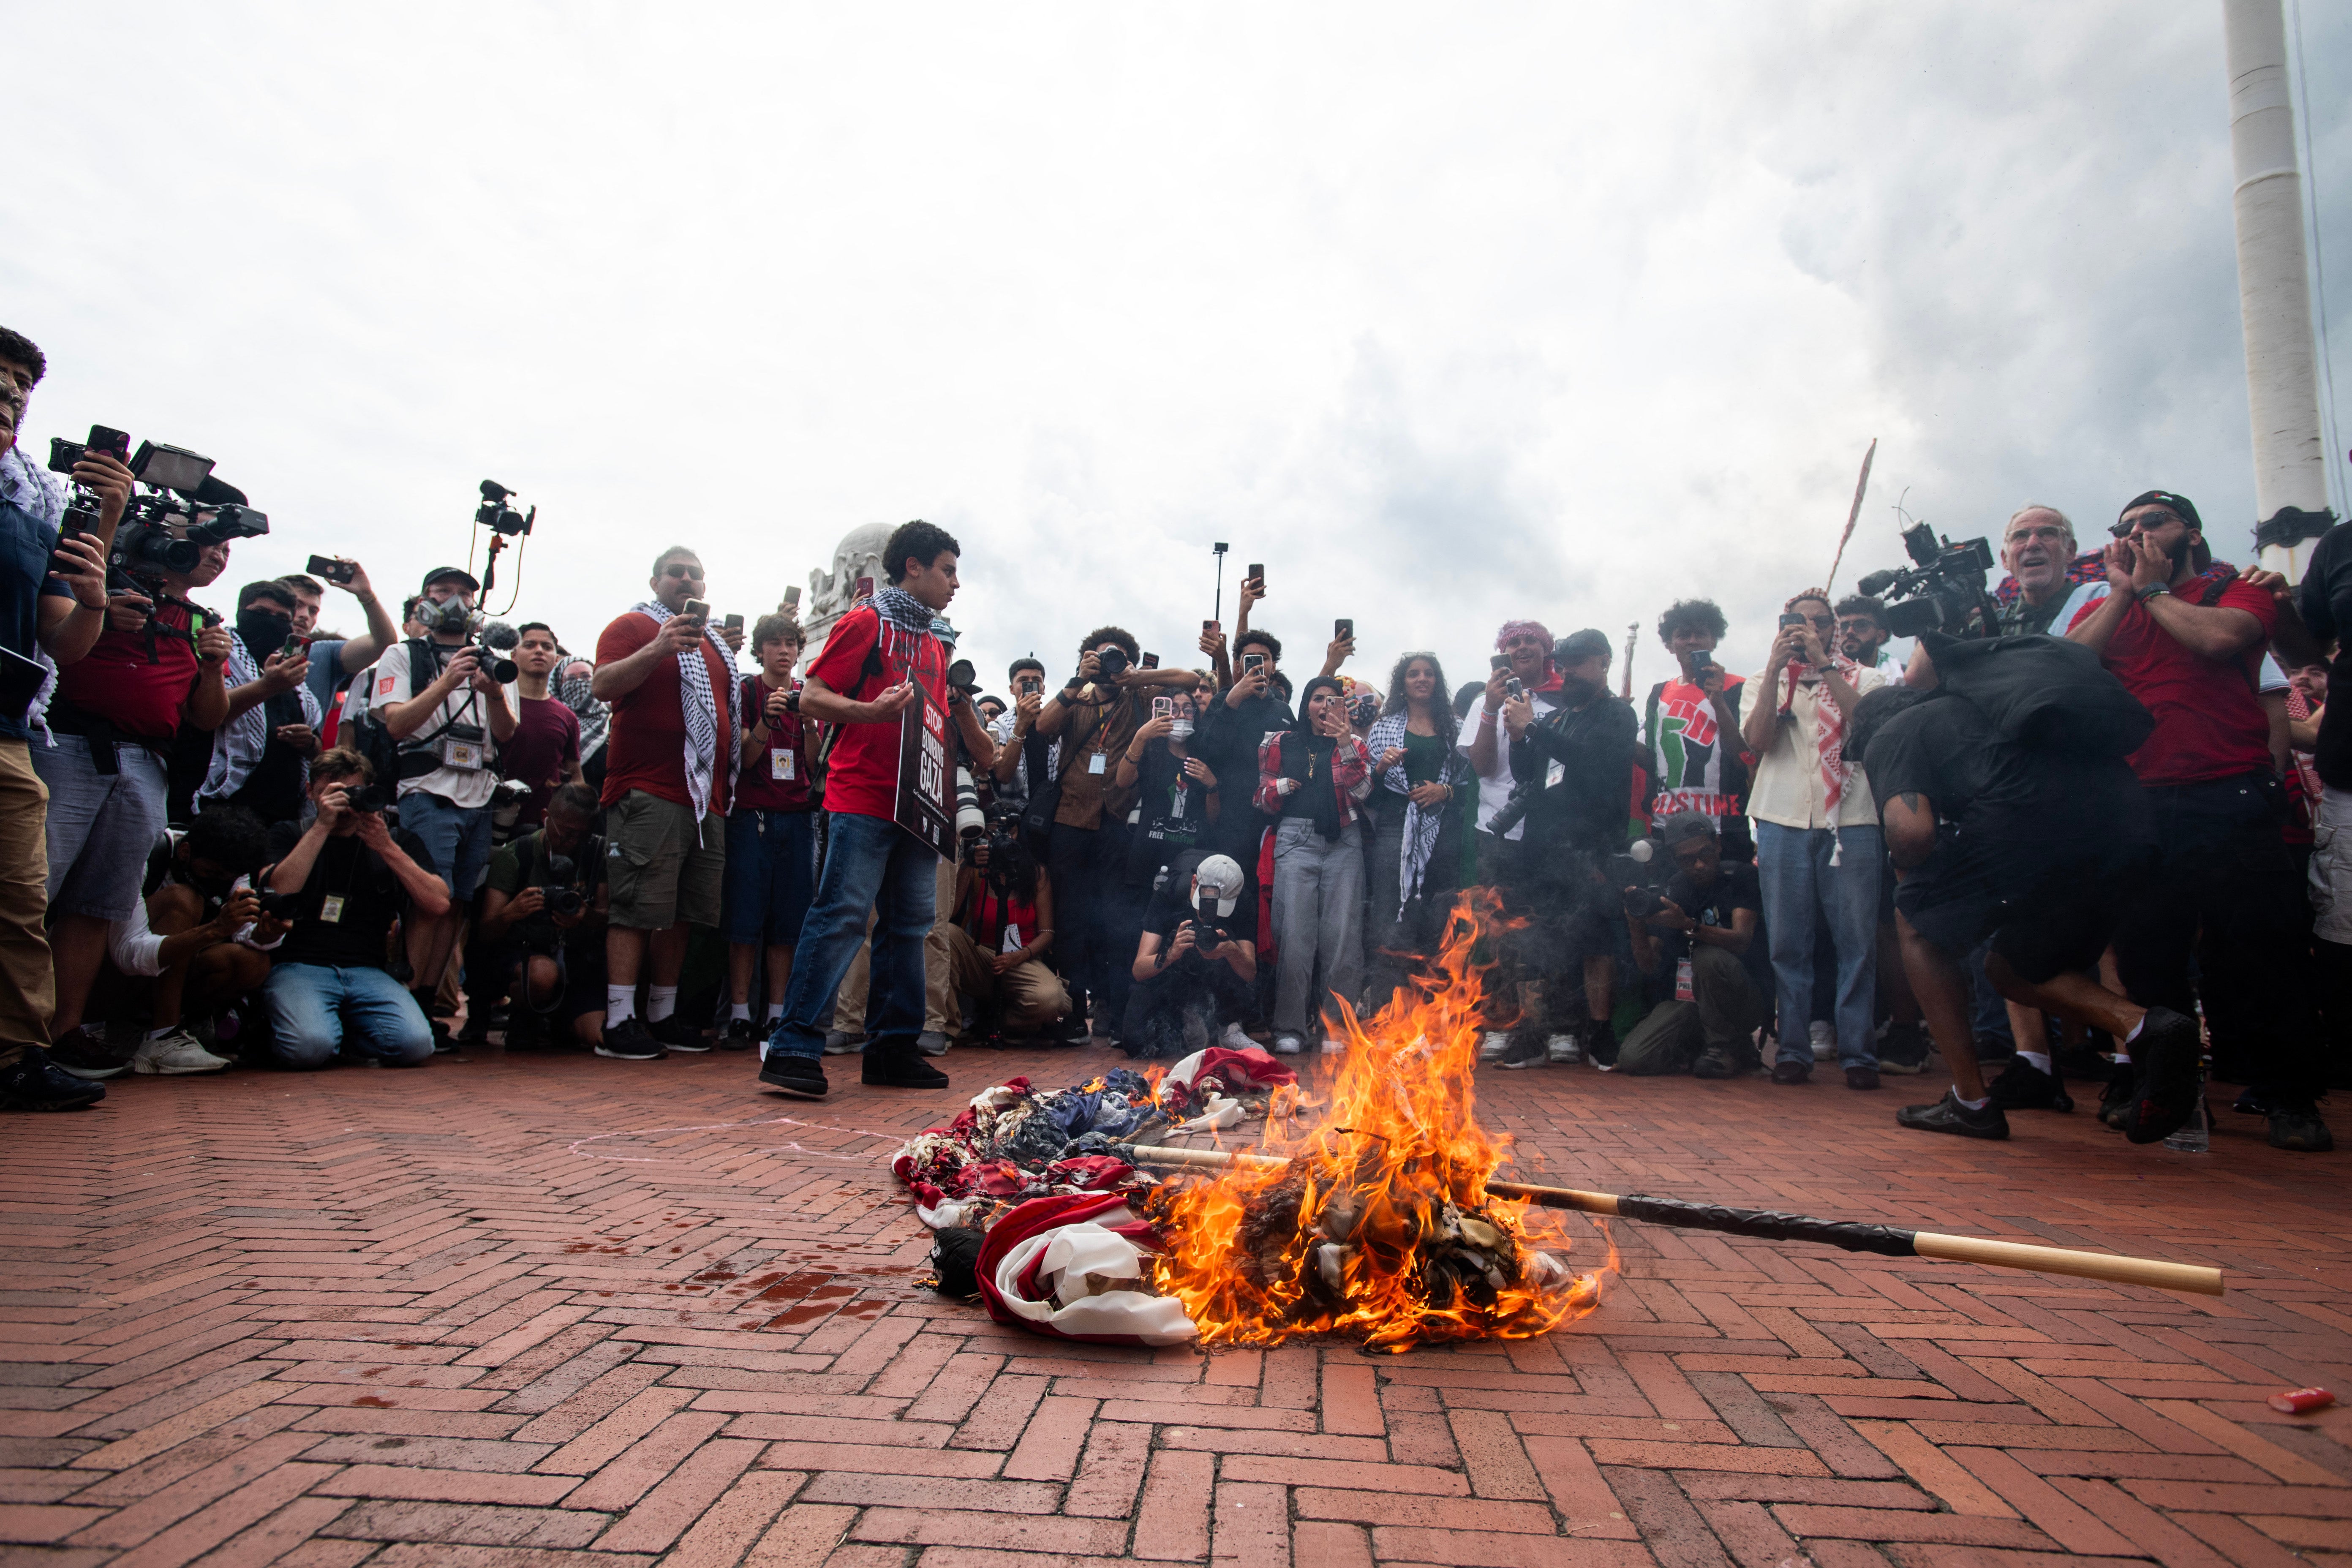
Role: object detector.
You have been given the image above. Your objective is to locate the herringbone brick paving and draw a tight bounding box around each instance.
[1,1043,2346,1566]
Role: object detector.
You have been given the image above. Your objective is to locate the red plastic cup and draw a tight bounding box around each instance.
[2268,1387,2334,1414]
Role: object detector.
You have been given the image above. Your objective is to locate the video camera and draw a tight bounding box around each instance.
[1857,521,1996,640]
[475,479,534,537]
[48,429,267,584]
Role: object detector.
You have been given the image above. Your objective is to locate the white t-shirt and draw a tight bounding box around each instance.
[371,640,501,809]
[1457,688,1564,841]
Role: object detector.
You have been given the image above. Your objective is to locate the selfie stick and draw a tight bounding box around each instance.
[1213,542,1228,626]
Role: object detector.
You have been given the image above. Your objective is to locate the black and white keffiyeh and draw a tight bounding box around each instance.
[630,600,740,819]
[871,585,945,686]
[1365,712,1470,920]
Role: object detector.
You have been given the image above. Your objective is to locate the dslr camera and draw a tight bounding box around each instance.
[1857,521,1998,640]
[539,854,584,917]
[253,890,305,922]
[1089,646,1130,683]
[1611,840,1666,918]
[415,600,519,683]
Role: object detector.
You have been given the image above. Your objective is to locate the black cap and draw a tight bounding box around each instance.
[421,565,480,593]
[2120,490,2202,534]
[1555,627,1613,664]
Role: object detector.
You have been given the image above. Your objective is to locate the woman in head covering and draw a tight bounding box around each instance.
[1253,675,1375,1055]
[1364,653,1474,1011]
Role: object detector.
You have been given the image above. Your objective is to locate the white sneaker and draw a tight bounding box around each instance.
[1221,1023,1257,1053]
[916,1031,951,1057]
[1272,1034,1304,1055]
[1545,1032,1582,1064]
[132,1029,232,1075]
[1479,1031,1511,1062]
[1809,1021,1837,1062]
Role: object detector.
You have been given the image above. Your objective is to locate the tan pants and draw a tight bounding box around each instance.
[0,740,53,1064]
[947,925,1071,1034]
[834,852,958,1036]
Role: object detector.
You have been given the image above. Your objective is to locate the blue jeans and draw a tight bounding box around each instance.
[765,811,937,1062]
[1755,821,1881,1069]
[395,791,493,900]
[262,963,436,1068]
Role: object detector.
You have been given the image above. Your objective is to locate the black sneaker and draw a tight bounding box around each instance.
[2268,1106,2335,1152]
[1495,1032,1549,1070]
[1692,1043,1741,1079]
[47,1026,134,1081]
[1770,1060,1811,1086]
[760,1054,830,1098]
[1986,1057,2073,1113]
[1846,1064,1881,1091]
[2122,1007,2202,1146]
[1582,1018,1619,1070]
[1896,1089,2009,1140]
[1876,1021,1930,1075]
[651,1015,713,1054]
[0,1048,108,1112]
[2232,1086,2275,1116]
[2098,1063,2134,1130]
[1055,1013,1090,1045]
[596,1018,667,1061]
[862,1051,948,1089]
[719,1017,758,1053]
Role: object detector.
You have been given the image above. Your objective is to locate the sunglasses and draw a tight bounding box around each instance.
[662,564,704,579]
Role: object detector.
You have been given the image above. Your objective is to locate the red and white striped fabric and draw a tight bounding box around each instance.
[974,1192,1196,1347]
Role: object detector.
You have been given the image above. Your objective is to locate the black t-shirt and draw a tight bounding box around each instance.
[1509,693,1638,854]
[1128,744,1209,883]
[1661,860,1772,995]
[263,820,435,969]
[1140,863,1258,960]
[1196,691,1292,859]
[485,828,606,950]
[1860,693,2148,854]
[2300,523,2352,788]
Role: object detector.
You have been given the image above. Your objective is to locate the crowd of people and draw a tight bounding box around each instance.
[0,321,2339,1156]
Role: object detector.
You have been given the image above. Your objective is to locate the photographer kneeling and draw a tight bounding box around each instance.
[947,806,1069,1043]
[1847,676,2198,1142]
[258,750,451,1069]
[1617,814,1768,1078]
[477,783,608,1051]
[1125,853,1258,1061]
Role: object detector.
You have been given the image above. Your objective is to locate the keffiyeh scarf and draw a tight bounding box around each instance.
[630,600,740,820]
[1777,650,1862,864]
[1365,712,1465,920]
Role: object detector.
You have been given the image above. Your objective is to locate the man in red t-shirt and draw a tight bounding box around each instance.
[2066,490,2331,1151]
[757,520,994,1098]
[591,547,738,1061]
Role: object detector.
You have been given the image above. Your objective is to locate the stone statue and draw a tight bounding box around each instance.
[800,521,893,667]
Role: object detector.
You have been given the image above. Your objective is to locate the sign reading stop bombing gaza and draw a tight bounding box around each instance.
[894,686,954,854]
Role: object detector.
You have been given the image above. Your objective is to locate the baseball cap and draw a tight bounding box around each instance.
[1555,628,1613,664]
[1192,854,1244,918]
[2118,490,2202,535]
[421,565,480,593]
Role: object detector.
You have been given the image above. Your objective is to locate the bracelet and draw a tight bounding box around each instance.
[1479,710,1498,727]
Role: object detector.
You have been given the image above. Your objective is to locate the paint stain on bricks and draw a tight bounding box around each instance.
[350,1397,394,1408]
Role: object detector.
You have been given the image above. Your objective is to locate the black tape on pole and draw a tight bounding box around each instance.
[1612,1194,1919,1259]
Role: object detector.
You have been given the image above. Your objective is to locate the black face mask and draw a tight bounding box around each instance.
[237,607,292,656]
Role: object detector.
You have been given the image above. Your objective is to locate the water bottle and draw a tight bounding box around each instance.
[2163,1060,2211,1153]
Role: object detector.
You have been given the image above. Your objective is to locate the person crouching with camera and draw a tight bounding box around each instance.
[1125,852,1257,1061]
[1616,814,1769,1077]
[477,783,608,1052]
[257,749,450,1068]
[372,567,515,1045]
[948,805,1070,1044]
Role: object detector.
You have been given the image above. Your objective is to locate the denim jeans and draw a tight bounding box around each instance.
[262,963,436,1068]
[1755,820,1881,1069]
[766,811,937,1062]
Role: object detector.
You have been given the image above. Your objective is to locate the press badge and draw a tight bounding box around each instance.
[1674,957,1694,1002]
[1546,759,1565,788]
[320,895,346,925]
[771,748,795,781]
[444,738,483,770]
[1001,923,1024,954]
[1089,752,1106,775]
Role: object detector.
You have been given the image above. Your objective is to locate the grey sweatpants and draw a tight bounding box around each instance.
[1271,817,1365,1037]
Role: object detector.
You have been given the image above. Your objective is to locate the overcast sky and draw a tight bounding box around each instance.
[6,3,2347,700]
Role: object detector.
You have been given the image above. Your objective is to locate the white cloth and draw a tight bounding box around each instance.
[991,1222,1197,1346]
[626,601,739,821]
[370,640,498,809]
[1738,667,1886,830]
[1456,689,1562,841]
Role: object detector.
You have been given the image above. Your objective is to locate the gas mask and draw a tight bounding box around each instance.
[418,596,476,636]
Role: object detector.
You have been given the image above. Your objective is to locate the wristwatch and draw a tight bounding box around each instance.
[2137,581,2170,603]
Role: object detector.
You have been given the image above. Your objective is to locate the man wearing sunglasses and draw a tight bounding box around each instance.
[591,546,739,1061]
[2063,490,2331,1152]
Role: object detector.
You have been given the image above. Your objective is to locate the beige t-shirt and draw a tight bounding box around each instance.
[1738,665,1885,830]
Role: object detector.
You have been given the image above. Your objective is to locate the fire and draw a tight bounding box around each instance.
[1142,891,1612,1349]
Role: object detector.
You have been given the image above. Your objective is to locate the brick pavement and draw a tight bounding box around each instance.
[1,1043,2347,1566]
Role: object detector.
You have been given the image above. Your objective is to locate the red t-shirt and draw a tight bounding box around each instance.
[732,674,814,812]
[52,599,201,741]
[809,604,946,822]
[2072,576,2276,785]
[594,612,734,814]
[498,694,582,828]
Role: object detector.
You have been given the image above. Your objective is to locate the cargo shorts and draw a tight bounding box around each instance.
[606,789,725,930]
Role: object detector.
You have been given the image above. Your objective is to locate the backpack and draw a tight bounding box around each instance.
[1916,631,2154,759]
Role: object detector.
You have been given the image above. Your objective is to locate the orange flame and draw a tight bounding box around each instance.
[1144,890,1614,1349]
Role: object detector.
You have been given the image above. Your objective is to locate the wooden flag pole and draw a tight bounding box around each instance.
[1823,437,1878,595]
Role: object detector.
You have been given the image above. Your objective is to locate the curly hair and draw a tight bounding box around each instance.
[1379,653,1457,743]
[1656,598,1727,648]
[750,612,803,654]
[1078,625,1140,662]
